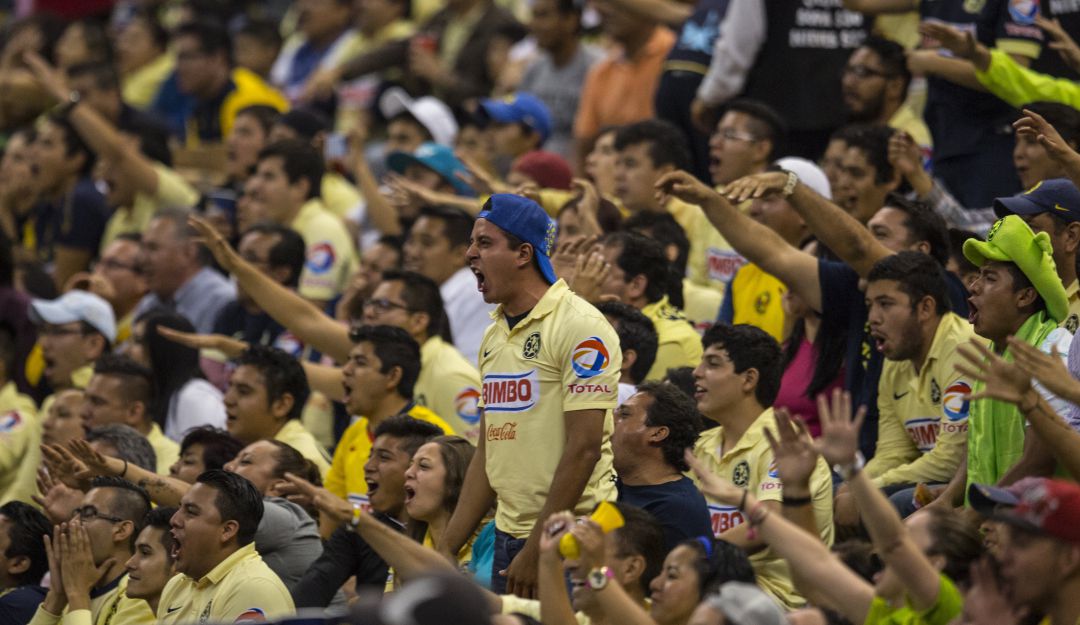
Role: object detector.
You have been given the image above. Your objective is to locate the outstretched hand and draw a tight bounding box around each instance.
[721,171,790,204]
[157,326,248,359]
[685,449,749,508]
[1007,337,1080,403]
[1014,108,1080,178]
[655,170,723,209]
[189,215,242,273]
[813,389,865,467]
[955,339,1032,406]
[279,473,353,526]
[763,409,817,493]
[1035,15,1080,74]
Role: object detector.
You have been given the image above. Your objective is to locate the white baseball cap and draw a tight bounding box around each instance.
[30,290,117,344]
[777,156,832,200]
[379,87,458,147]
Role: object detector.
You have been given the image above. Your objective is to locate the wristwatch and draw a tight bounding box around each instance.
[833,451,866,482]
[586,566,614,591]
[781,170,799,197]
[54,90,80,116]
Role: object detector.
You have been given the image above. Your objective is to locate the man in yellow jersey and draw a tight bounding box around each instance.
[0,328,40,505]
[439,194,621,598]
[857,253,975,520]
[324,325,452,515]
[160,470,294,623]
[29,477,155,625]
[80,355,178,476]
[224,346,330,475]
[245,140,358,308]
[591,232,701,382]
[689,323,833,610]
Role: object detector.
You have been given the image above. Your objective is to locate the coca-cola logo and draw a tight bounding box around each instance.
[486,422,517,441]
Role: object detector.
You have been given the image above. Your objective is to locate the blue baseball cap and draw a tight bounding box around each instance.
[478,93,552,145]
[993,178,1080,223]
[478,194,559,284]
[386,142,474,196]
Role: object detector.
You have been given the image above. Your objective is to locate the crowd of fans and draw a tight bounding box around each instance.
[1,0,1080,624]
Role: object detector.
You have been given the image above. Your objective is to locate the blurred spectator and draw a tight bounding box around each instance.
[115,9,173,109]
[270,0,358,104]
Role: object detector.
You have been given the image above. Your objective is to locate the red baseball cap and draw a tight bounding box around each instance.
[970,477,1080,543]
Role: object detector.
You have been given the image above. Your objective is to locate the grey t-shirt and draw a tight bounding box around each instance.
[519,44,603,159]
[256,497,324,588]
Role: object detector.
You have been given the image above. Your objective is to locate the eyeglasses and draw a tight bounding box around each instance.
[96,258,143,274]
[714,128,758,143]
[363,298,411,314]
[72,506,125,523]
[843,64,891,79]
[40,326,86,338]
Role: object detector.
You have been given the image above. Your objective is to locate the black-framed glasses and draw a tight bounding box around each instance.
[363,298,411,314]
[72,505,125,523]
[843,64,891,79]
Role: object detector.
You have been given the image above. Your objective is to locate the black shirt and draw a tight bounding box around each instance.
[617,476,713,553]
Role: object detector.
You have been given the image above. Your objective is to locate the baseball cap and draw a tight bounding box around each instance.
[962,214,1069,322]
[478,194,558,284]
[511,150,573,190]
[379,87,458,147]
[478,93,553,145]
[993,178,1080,222]
[970,477,1080,543]
[703,582,786,625]
[30,290,117,343]
[777,156,831,200]
[386,142,474,196]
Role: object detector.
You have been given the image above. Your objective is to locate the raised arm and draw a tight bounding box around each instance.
[657,171,822,309]
[604,0,692,28]
[1014,109,1080,191]
[67,439,190,506]
[725,172,893,278]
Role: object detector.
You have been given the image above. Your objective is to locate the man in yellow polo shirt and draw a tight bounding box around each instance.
[592,231,701,381]
[859,253,976,518]
[160,470,294,623]
[81,354,179,475]
[690,323,833,610]
[324,325,453,516]
[245,139,358,307]
[439,194,620,598]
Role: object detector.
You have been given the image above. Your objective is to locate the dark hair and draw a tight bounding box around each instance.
[196,470,263,546]
[86,425,157,473]
[1025,101,1080,149]
[406,435,474,542]
[843,124,896,184]
[720,99,787,160]
[235,17,283,51]
[88,475,152,548]
[179,427,245,472]
[610,503,667,597]
[0,323,17,380]
[66,60,119,92]
[597,301,658,385]
[61,20,113,65]
[266,440,322,484]
[239,222,306,287]
[151,208,211,266]
[882,193,950,267]
[348,325,423,399]
[948,228,981,277]
[858,36,912,96]
[276,108,331,141]
[119,115,174,168]
[136,309,205,429]
[380,269,453,343]
[45,113,96,177]
[623,211,690,277]
[0,501,51,585]
[828,123,868,147]
[92,353,154,415]
[867,251,950,315]
[557,193,623,235]
[141,506,177,561]
[701,323,783,407]
[662,367,698,407]
[613,119,691,172]
[235,345,310,421]
[235,105,283,136]
[602,231,682,306]
[416,205,475,250]
[174,19,231,60]
[678,536,756,598]
[832,539,882,583]
[372,415,444,458]
[257,139,325,201]
[635,381,702,471]
[923,506,982,587]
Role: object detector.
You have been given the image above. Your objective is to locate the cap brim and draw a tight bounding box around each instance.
[29,300,80,326]
[994,196,1047,219]
[968,482,1020,518]
[379,87,414,120]
[478,100,517,124]
[962,238,1011,268]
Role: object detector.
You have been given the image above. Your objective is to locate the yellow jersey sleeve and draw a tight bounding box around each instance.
[753,448,783,504]
[975,48,1080,110]
[27,605,60,625]
[557,313,622,412]
[0,406,39,504]
[325,419,365,500]
[297,208,359,301]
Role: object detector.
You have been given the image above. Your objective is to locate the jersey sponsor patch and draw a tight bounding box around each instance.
[707,503,744,537]
[455,387,482,424]
[904,417,940,453]
[0,411,21,433]
[943,382,972,421]
[305,242,336,274]
[235,608,267,623]
[571,337,610,379]
[1008,0,1040,24]
[706,248,745,284]
[767,459,779,479]
[482,370,539,412]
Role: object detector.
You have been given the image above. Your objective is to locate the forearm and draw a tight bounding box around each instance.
[998,425,1056,486]
[339,40,408,82]
[125,462,191,506]
[355,514,457,582]
[301,363,346,402]
[531,443,603,543]
[975,48,1080,109]
[606,0,691,28]
[935,451,967,507]
[440,439,495,554]
[68,105,157,194]
[779,483,821,540]
[790,182,890,277]
[1025,395,1080,480]
[354,158,403,237]
[538,553,581,625]
[922,55,986,92]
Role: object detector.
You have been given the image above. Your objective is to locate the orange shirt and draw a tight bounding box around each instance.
[573,27,676,140]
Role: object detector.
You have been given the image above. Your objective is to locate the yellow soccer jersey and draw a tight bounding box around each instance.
[274,419,332,477]
[479,279,620,537]
[866,313,978,488]
[691,409,834,610]
[730,264,786,344]
[668,198,746,293]
[0,381,38,504]
[324,404,454,508]
[320,172,362,221]
[158,543,294,624]
[641,296,703,382]
[415,336,483,445]
[147,423,180,476]
[1062,280,1080,333]
[28,575,154,625]
[683,279,723,333]
[291,201,359,302]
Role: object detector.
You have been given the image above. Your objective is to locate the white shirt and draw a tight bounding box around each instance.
[165,378,227,441]
[696,0,765,104]
[441,267,496,366]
